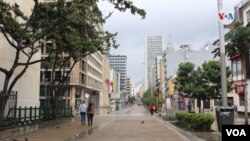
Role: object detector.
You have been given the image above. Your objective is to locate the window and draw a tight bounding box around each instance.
[239,93,245,106]
[45,43,53,54]
[55,71,61,81]
[237,59,242,80]
[45,71,51,81]
[63,60,70,68]
[80,73,86,85]
[232,57,243,81]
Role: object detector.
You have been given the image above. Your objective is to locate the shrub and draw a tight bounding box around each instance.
[176,112,214,131]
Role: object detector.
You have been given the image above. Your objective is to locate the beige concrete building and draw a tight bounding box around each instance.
[0,0,40,107]
[101,54,110,108]
[40,50,107,113]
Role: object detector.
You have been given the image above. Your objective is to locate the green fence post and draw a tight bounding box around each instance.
[30,106,32,123]
[63,107,68,117]
[34,107,37,121]
[14,106,17,126]
[45,107,48,120]
[18,106,21,125]
[39,107,41,121]
[68,107,71,117]
[24,106,27,125]
[71,107,72,117]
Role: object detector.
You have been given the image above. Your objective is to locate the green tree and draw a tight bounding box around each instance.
[175,62,207,113]
[128,96,135,104]
[0,0,146,119]
[191,67,209,113]
[201,60,232,99]
[175,62,195,97]
[142,87,156,107]
[175,61,232,113]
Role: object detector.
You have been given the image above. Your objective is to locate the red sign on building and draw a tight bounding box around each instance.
[235,85,244,94]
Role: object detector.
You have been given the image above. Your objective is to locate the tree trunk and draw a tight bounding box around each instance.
[0,96,7,119]
[197,98,201,113]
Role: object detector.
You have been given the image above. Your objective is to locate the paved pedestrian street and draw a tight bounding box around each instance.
[2,105,192,141]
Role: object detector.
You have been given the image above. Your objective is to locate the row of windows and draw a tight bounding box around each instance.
[41,42,53,54]
[111,67,127,74]
[88,65,102,79]
[88,76,102,90]
[232,57,243,81]
[109,56,127,59]
[79,60,87,72]
[88,55,102,70]
[40,71,70,82]
[94,52,103,61]
[80,73,86,85]
[239,93,245,106]
[109,60,127,62]
[41,70,103,90]
[110,63,127,66]
[41,57,70,69]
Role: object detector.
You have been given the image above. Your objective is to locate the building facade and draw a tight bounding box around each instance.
[144,36,163,89]
[164,43,224,111]
[101,54,111,108]
[230,0,250,114]
[40,19,107,114]
[125,77,132,96]
[109,55,127,93]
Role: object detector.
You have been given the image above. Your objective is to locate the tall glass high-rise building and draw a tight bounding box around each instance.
[144,36,163,89]
[109,55,127,93]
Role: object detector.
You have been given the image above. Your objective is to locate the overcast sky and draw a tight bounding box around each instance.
[99,0,243,85]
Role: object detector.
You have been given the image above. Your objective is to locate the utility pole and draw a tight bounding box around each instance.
[218,0,227,107]
[151,66,153,103]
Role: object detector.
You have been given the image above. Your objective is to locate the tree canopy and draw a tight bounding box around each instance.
[175,61,232,100]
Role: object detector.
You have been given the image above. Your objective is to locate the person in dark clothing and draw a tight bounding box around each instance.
[188,101,192,112]
[87,103,94,126]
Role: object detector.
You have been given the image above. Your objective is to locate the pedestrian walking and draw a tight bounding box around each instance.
[79,100,87,125]
[187,101,192,113]
[87,102,95,126]
[149,103,155,116]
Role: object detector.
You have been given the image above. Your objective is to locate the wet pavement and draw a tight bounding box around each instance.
[0,105,249,141]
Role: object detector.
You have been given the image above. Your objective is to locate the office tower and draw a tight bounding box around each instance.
[109,55,127,93]
[144,36,163,89]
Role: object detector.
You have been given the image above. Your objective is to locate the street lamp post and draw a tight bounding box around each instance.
[151,66,153,103]
[217,0,227,107]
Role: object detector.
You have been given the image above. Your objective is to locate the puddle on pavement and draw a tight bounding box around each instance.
[65,119,112,141]
[65,127,97,141]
